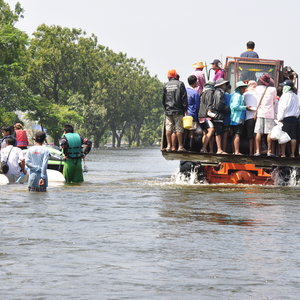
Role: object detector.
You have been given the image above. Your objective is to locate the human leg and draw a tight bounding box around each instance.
[233,134,241,154]
[255,133,262,155]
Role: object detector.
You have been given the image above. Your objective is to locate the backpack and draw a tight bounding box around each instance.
[0,146,13,174]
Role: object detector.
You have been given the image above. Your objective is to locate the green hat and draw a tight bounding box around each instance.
[235,81,248,90]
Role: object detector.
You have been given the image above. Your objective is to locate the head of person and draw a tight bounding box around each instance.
[176,73,180,80]
[247,41,255,50]
[1,126,12,136]
[280,79,294,94]
[167,69,178,80]
[211,59,221,70]
[225,82,232,93]
[14,123,23,130]
[204,81,215,90]
[5,136,15,146]
[34,131,46,144]
[64,124,74,134]
[247,80,257,91]
[214,78,228,90]
[235,81,248,94]
[258,73,274,87]
[192,61,206,70]
[187,75,197,88]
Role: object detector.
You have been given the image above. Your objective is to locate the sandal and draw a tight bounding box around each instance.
[177,147,187,152]
[217,151,228,155]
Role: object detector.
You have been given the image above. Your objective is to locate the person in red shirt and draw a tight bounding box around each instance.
[14,123,29,150]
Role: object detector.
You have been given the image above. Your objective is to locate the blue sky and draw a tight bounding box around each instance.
[6,0,300,86]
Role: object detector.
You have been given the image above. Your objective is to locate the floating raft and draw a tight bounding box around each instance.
[161,150,300,168]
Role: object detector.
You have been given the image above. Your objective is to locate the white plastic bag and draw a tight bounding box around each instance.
[270,124,283,140]
[278,131,291,144]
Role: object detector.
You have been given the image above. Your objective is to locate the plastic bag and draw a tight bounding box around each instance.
[270,124,283,140]
[278,131,291,144]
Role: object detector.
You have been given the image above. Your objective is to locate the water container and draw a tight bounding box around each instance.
[182,116,193,129]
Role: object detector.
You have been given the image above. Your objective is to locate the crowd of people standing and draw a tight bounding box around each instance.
[0,123,92,190]
[162,41,299,158]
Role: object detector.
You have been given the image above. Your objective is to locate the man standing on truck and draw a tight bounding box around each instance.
[208,78,230,154]
[198,82,215,153]
[192,61,207,94]
[277,80,299,157]
[240,41,259,58]
[162,69,187,152]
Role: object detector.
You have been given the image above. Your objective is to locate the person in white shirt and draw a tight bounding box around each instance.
[277,80,299,157]
[0,137,26,183]
[243,80,258,155]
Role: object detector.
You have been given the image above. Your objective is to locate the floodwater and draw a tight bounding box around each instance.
[1,148,300,300]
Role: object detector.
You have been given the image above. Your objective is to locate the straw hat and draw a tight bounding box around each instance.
[192,61,207,69]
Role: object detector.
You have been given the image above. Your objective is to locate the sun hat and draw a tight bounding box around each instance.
[214,78,229,87]
[235,81,248,90]
[258,73,273,86]
[192,61,207,69]
[167,69,177,79]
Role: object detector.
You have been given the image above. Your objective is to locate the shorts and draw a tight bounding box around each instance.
[200,120,214,131]
[254,117,275,134]
[282,116,297,140]
[245,118,255,139]
[231,124,243,136]
[212,121,223,136]
[165,114,184,133]
[223,125,231,133]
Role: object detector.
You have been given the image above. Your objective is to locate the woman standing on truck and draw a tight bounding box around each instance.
[254,74,277,156]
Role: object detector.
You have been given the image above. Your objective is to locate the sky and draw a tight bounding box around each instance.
[5,0,300,86]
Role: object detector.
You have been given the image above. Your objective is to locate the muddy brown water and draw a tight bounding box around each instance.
[1,148,300,299]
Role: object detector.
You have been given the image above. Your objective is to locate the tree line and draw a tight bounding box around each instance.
[0,1,164,147]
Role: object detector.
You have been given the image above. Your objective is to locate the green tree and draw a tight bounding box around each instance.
[0,0,30,124]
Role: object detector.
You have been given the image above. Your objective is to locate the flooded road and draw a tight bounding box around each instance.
[1,148,300,299]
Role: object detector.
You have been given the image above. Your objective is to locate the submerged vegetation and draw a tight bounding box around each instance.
[0,1,163,147]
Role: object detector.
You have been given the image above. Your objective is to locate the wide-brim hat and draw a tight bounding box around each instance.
[192,61,207,69]
[235,81,248,90]
[258,73,272,86]
[214,78,229,87]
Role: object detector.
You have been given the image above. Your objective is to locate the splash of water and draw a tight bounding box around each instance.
[272,167,300,186]
[171,168,206,185]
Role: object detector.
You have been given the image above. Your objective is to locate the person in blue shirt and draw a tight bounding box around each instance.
[186,75,200,150]
[240,41,259,58]
[25,131,49,192]
[230,81,251,155]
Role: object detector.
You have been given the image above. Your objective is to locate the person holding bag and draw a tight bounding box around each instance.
[254,74,277,156]
[277,80,299,157]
